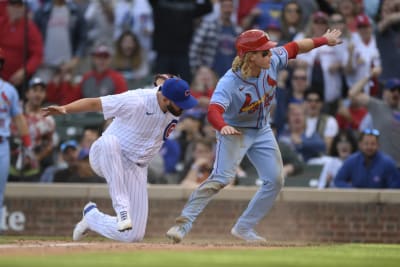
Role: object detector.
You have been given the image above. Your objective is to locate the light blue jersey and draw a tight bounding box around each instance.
[210,46,288,128]
[0,79,22,137]
[0,79,22,228]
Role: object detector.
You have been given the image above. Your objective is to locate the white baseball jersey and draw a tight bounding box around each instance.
[294,32,343,103]
[86,88,179,242]
[344,32,381,94]
[296,44,343,103]
[101,88,179,165]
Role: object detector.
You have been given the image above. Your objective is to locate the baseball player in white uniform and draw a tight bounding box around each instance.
[42,77,198,242]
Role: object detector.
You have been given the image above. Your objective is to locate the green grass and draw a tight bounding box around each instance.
[0,244,399,267]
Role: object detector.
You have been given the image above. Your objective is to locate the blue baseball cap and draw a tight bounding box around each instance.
[384,78,400,90]
[60,140,78,153]
[161,78,198,110]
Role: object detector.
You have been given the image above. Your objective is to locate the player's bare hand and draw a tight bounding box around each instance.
[41,105,67,116]
[220,125,241,135]
[323,29,342,46]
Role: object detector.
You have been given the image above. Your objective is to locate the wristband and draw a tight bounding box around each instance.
[312,37,328,48]
[21,134,32,148]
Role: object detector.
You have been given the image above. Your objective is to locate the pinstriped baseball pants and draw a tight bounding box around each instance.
[87,135,148,242]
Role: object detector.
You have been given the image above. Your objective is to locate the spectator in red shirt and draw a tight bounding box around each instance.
[0,0,43,92]
[46,44,128,104]
[78,44,128,98]
[335,99,368,131]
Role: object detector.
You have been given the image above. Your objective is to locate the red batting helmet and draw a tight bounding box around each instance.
[236,29,277,58]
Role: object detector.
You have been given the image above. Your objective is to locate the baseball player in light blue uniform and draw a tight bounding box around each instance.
[0,48,31,229]
[166,28,342,243]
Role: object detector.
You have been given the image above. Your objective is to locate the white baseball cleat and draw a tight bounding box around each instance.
[231,226,267,242]
[72,202,97,241]
[166,225,187,244]
[117,210,132,232]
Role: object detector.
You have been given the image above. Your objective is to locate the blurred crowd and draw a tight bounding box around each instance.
[0,0,399,189]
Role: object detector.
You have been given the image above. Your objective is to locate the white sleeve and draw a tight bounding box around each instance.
[101,91,141,120]
[324,116,339,137]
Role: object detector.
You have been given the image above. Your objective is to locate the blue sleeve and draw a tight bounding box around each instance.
[333,159,353,188]
[270,46,288,72]
[162,139,181,173]
[210,76,234,109]
[296,133,326,161]
[385,159,400,189]
[300,135,326,154]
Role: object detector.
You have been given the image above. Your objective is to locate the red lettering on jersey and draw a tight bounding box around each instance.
[239,93,256,113]
[1,92,10,106]
[267,75,277,86]
[239,92,275,114]
[263,92,275,107]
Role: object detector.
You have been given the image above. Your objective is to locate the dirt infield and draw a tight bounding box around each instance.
[0,238,312,256]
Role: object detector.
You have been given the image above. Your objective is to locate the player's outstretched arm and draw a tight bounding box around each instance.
[295,29,342,54]
[42,98,102,117]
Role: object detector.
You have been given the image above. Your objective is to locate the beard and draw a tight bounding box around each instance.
[166,103,183,116]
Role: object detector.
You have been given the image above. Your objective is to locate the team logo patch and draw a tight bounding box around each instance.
[185,90,191,97]
[163,119,178,140]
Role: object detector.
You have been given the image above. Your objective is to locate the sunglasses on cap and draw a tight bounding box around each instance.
[362,128,380,136]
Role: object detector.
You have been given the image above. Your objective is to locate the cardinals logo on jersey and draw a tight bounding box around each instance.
[267,75,277,87]
[0,91,10,113]
[239,92,275,113]
[163,119,178,140]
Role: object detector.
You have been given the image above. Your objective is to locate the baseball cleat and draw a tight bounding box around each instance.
[117,210,132,232]
[72,202,97,241]
[231,226,266,242]
[72,219,89,241]
[166,225,186,244]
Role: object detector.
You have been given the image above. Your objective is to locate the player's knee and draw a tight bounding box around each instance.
[260,174,284,191]
[119,231,145,243]
[197,181,226,195]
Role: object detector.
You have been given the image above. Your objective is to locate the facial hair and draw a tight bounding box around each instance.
[167,103,183,116]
